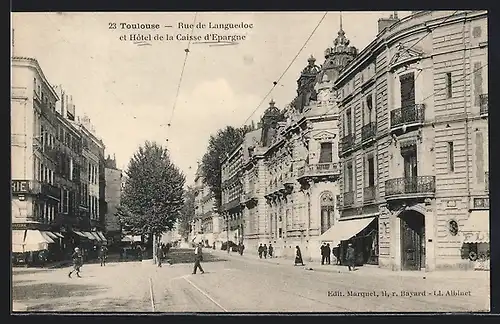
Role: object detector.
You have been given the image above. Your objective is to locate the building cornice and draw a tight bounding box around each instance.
[334,10,487,88]
[12,56,60,101]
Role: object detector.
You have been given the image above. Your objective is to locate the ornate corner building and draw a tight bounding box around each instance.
[220,19,357,261]
[334,11,488,271]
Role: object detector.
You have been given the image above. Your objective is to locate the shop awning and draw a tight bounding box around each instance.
[463,210,490,243]
[52,232,64,238]
[24,230,54,252]
[319,217,376,246]
[121,235,141,242]
[96,232,107,241]
[12,230,26,253]
[73,231,89,238]
[45,232,60,240]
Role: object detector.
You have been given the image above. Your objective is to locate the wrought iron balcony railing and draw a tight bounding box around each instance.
[363,186,376,202]
[390,104,425,130]
[361,122,376,142]
[385,176,435,198]
[343,191,354,206]
[341,134,354,153]
[480,94,488,115]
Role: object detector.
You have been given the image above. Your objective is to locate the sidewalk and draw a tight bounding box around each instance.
[208,249,490,279]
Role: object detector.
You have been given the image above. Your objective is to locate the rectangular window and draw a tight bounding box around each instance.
[366,94,373,124]
[345,161,353,192]
[400,73,415,108]
[346,109,353,135]
[448,142,455,172]
[63,189,69,213]
[318,142,333,163]
[474,62,483,107]
[476,133,484,183]
[367,156,375,187]
[446,72,453,98]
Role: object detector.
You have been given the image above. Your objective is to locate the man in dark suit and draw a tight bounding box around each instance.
[192,242,205,274]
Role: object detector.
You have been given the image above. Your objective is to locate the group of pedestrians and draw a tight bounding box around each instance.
[321,242,356,271]
[257,243,273,258]
[155,242,172,267]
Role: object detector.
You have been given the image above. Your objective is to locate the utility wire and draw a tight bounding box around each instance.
[319,10,466,121]
[166,12,198,139]
[240,11,329,127]
[388,11,460,67]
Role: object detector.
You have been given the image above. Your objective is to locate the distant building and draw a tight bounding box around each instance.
[190,164,220,247]
[104,154,122,243]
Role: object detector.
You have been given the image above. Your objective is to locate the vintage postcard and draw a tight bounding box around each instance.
[11,10,490,313]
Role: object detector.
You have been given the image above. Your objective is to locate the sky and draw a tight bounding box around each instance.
[12,11,411,185]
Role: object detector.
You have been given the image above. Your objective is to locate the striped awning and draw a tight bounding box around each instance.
[463,210,490,243]
[73,231,89,238]
[96,232,107,241]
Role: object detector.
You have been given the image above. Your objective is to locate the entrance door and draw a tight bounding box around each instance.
[400,211,425,270]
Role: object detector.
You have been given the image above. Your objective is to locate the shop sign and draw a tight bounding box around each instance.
[12,180,32,193]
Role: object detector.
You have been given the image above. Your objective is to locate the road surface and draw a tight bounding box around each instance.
[12,249,490,313]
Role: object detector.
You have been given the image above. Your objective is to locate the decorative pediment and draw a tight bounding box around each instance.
[389,43,425,71]
[312,130,337,140]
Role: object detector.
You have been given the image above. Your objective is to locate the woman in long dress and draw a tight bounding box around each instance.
[294,246,304,266]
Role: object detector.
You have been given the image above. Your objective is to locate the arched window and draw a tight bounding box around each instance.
[320,191,335,234]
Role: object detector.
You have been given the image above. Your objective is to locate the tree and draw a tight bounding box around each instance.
[178,186,196,240]
[200,125,254,209]
[117,141,186,238]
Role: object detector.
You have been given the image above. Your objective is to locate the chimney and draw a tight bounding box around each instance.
[378,12,400,33]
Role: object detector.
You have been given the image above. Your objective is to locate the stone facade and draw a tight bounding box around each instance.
[191,164,220,247]
[11,56,108,259]
[221,22,357,261]
[104,155,122,237]
[334,10,489,271]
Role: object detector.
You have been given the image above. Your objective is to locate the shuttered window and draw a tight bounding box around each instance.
[474,62,483,107]
[476,132,484,183]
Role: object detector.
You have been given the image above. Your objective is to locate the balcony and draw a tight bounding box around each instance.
[385,176,435,200]
[343,191,354,207]
[390,104,425,132]
[363,186,376,202]
[361,122,376,143]
[40,183,61,201]
[480,94,488,116]
[341,134,354,154]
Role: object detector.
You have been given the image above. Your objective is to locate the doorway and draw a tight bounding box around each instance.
[400,210,425,270]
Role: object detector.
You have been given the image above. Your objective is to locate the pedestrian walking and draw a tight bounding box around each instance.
[268,244,274,258]
[68,247,83,278]
[192,242,205,274]
[258,244,264,259]
[326,243,331,265]
[334,244,342,265]
[346,243,356,271]
[263,244,268,259]
[99,245,108,266]
[320,243,327,265]
[239,243,245,255]
[156,245,164,267]
[294,246,305,266]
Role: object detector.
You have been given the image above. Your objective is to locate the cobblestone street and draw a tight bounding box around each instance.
[12,249,490,313]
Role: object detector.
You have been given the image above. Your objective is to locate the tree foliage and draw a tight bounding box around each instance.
[200,125,255,209]
[178,186,196,240]
[117,141,185,236]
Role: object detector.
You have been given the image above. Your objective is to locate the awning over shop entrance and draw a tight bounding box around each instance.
[12,230,27,253]
[462,210,490,243]
[319,217,376,247]
[96,232,107,242]
[73,231,89,238]
[12,230,60,252]
[121,235,142,242]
